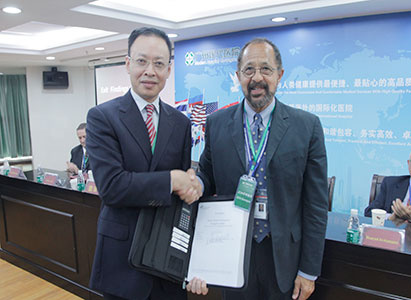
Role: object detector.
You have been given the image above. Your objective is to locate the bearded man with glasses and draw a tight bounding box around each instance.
[190,38,329,300]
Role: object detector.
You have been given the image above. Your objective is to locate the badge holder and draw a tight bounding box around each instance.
[234,175,257,211]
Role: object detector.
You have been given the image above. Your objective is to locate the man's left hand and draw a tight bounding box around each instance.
[292,275,315,300]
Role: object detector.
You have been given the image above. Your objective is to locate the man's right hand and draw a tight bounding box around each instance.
[66,161,79,174]
[170,169,203,204]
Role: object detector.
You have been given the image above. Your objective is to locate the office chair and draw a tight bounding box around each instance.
[369,174,385,205]
[327,176,336,211]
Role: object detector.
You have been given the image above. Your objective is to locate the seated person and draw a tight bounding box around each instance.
[364,152,411,217]
[66,123,91,174]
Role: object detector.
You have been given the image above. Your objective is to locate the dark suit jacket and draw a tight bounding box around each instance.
[364,175,410,217]
[86,91,191,299]
[70,144,91,172]
[198,99,328,293]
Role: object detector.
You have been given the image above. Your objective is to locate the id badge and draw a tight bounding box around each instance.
[234,175,257,211]
[254,189,268,220]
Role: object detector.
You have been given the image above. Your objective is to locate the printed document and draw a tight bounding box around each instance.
[187,201,249,288]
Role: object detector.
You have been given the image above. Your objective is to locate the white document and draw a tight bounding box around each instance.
[187,201,250,288]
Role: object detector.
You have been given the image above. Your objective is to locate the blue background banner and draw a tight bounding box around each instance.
[174,12,411,215]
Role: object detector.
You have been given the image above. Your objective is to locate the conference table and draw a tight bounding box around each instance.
[0,171,410,300]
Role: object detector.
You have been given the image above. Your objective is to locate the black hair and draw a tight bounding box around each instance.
[128,27,172,61]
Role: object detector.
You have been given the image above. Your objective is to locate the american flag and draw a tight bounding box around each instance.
[205,101,218,115]
[190,104,206,126]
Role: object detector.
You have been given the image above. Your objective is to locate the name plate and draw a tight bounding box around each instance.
[85,180,99,195]
[361,224,405,252]
[8,166,26,179]
[43,172,58,186]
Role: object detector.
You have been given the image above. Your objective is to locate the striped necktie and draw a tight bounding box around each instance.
[145,104,156,147]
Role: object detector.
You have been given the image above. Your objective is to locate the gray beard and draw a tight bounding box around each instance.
[246,91,274,111]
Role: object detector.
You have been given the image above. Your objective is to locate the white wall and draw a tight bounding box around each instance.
[26,66,95,170]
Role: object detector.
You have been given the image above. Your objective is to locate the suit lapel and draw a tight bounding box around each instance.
[229,101,247,172]
[150,100,175,171]
[266,99,290,165]
[119,92,152,162]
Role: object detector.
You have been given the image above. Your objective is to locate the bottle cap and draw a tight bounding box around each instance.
[350,208,358,216]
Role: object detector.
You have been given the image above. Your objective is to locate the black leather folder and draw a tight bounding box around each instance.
[128,195,254,290]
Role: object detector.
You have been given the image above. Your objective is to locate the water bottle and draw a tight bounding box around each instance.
[77,170,85,191]
[87,170,94,182]
[2,160,10,176]
[36,165,44,183]
[346,208,360,244]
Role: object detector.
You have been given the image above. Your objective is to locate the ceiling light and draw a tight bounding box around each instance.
[95,46,105,50]
[2,6,22,14]
[46,56,55,60]
[167,33,178,38]
[271,17,287,23]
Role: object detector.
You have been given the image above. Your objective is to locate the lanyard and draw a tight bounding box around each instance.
[243,107,274,177]
[408,179,411,206]
[82,151,88,170]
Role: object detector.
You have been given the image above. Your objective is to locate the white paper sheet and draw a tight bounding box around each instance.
[187,201,250,288]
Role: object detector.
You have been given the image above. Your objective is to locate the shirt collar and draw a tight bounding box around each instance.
[244,97,276,127]
[130,88,160,114]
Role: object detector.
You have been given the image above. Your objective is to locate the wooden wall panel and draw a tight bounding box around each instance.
[3,196,77,272]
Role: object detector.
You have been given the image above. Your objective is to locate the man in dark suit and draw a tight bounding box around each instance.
[189,38,328,300]
[87,28,201,300]
[365,154,411,217]
[67,123,90,174]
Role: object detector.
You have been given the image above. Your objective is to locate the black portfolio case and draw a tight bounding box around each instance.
[128,195,254,289]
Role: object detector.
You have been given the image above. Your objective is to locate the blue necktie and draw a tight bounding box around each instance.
[251,113,270,242]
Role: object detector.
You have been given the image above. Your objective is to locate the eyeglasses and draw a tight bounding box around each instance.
[241,66,278,78]
[127,56,169,71]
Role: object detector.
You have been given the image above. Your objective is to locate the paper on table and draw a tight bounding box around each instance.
[187,201,249,288]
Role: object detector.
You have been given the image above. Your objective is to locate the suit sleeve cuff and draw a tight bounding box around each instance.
[298,270,317,281]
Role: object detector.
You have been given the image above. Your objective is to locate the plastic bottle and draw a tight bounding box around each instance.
[77,170,85,191]
[346,208,360,244]
[36,165,44,183]
[87,170,94,182]
[2,160,10,176]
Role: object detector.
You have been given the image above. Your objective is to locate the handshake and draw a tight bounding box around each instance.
[170,168,203,204]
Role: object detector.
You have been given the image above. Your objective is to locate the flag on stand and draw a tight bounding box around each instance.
[205,101,218,115]
[174,98,188,112]
[189,94,203,107]
[191,104,206,126]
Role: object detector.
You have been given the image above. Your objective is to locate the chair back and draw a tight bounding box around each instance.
[369,174,385,205]
[327,176,336,211]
